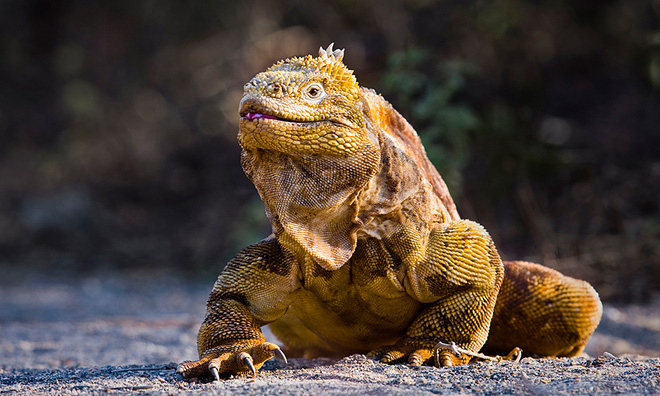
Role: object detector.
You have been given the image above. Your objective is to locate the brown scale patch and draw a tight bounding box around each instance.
[252,240,294,277]
[424,273,473,297]
[211,291,251,308]
[486,260,594,357]
[312,261,335,280]
[493,262,535,316]
[351,239,392,279]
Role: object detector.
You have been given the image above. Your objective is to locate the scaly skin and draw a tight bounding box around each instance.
[177,45,602,380]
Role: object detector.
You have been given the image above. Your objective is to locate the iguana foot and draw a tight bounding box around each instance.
[177,342,287,380]
[367,340,469,367]
[434,341,523,365]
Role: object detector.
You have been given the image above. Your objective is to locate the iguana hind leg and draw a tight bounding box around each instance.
[483,260,603,358]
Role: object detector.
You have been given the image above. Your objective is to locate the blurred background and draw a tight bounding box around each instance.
[0,0,658,303]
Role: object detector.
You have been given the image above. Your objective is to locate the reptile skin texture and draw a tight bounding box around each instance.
[177,45,602,379]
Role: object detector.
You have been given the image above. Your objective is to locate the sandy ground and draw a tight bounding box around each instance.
[1,267,659,395]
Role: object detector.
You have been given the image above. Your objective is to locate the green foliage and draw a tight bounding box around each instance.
[380,48,565,200]
[381,49,481,193]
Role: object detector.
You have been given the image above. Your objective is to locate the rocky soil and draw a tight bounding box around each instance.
[1,268,658,395]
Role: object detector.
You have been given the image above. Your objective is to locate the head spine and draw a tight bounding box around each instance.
[319,43,345,62]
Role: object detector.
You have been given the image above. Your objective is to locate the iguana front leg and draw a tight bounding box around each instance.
[370,219,504,366]
[177,237,300,379]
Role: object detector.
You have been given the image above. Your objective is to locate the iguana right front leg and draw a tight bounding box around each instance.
[369,219,504,366]
[177,237,300,379]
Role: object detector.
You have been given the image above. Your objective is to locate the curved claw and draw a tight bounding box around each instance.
[209,365,220,382]
[273,347,288,364]
[447,342,461,357]
[502,347,523,362]
[238,352,257,376]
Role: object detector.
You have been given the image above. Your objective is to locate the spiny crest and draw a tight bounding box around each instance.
[266,43,359,95]
[318,42,345,62]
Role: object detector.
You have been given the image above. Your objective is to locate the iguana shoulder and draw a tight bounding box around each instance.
[359,87,459,222]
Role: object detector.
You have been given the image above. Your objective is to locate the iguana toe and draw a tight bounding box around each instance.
[369,343,446,366]
[177,356,213,379]
[435,350,462,367]
[407,349,433,366]
[178,342,287,379]
[236,352,256,376]
[367,347,405,364]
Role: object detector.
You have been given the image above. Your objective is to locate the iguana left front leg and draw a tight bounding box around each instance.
[369,219,504,366]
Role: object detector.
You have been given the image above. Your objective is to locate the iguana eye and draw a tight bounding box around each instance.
[304,83,326,102]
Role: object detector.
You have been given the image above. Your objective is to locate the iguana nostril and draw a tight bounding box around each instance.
[267,83,282,96]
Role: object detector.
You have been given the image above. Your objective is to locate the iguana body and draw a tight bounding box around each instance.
[177,45,602,379]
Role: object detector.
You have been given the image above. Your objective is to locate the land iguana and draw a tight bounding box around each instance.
[177,44,602,380]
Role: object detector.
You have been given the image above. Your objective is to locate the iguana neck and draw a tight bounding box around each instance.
[240,132,380,270]
[355,121,451,245]
[240,94,451,270]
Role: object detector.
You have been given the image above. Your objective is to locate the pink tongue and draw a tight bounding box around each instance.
[245,112,278,120]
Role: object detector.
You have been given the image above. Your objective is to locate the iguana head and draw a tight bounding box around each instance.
[237,44,381,270]
[238,44,374,156]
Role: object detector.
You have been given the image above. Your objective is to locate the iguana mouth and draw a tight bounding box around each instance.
[239,99,336,125]
[240,99,285,121]
[240,111,317,124]
[240,98,319,123]
[242,112,279,121]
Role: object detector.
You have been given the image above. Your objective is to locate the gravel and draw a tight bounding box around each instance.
[1,268,659,395]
